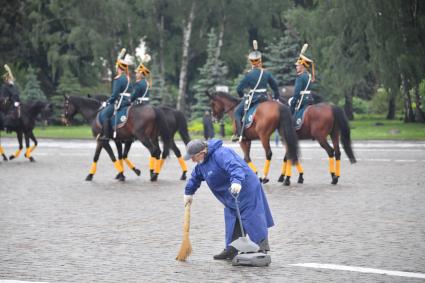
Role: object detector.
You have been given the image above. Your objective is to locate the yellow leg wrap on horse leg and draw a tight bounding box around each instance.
[178,157,188,171]
[285,160,292,177]
[281,161,287,175]
[119,159,124,172]
[154,159,161,174]
[114,160,124,173]
[14,149,22,158]
[25,148,31,158]
[149,157,155,171]
[89,162,97,174]
[30,145,37,152]
[0,146,5,155]
[247,162,258,174]
[263,160,271,177]
[124,158,135,169]
[159,159,165,170]
[296,162,304,174]
[336,160,341,177]
[329,158,336,174]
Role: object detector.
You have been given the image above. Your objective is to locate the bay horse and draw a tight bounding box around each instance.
[63,95,173,182]
[2,100,53,162]
[279,102,356,185]
[87,94,192,180]
[207,91,299,183]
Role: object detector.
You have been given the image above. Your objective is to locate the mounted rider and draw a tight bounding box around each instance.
[1,64,21,118]
[131,54,152,105]
[290,43,315,114]
[233,40,279,142]
[99,48,134,140]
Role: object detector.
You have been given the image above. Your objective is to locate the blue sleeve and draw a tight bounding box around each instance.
[236,75,249,98]
[184,165,204,195]
[108,79,122,104]
[267,73,280,99]
[291,76,303,110]
[130,82,140,102]
[214,148,245,186]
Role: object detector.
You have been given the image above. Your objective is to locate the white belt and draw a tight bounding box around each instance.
[120,92,131,97]
[300,90,311,95]
[137,97,149,101]
[251,88,267,93]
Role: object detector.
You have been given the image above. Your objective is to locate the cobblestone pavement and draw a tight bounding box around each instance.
[0,138,424,283]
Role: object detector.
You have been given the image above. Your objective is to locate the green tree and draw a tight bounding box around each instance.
[21,66,46,102]
[192,29,228,118]
[56,70,81,96]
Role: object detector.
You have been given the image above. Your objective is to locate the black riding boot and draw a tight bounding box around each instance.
[100,118,111,140]
[232,119,242,142]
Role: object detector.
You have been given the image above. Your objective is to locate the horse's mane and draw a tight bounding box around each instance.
[69,95,101,108]
[214,91,240,104]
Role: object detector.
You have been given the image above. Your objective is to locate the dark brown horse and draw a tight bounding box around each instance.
[207,91,299,183]
[63,95,172,182]
[280,102,356,185]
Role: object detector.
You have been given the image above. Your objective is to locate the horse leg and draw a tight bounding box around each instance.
[123,141,141,176]
[295,161,304,184]
[86,141,103,181]
[114,141,124,179]
[103,140,125,181]
[331,131,341,185]
[0,143,7,161]
[27,130,38,162]
[240,140,258,174]
[278,154,287,182]
[9,131,23,160]
[278,153,303,184]
[171,140,187,180]
[23,132,35,162]
[317,137,337,185]
[140,138,160,182]
[259,136,272,184]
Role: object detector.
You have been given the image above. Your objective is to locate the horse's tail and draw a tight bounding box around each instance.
[153,107,172,158]
[175,110,191,145]
[278,104,299,163]
[332,106,356,163]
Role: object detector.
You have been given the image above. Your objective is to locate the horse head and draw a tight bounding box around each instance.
[206,90,240,121]
[63,95,76,126]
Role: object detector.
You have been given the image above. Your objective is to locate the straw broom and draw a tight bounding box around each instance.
[176,203,192,261]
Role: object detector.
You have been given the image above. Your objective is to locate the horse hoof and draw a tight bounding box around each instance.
[150,169,154,175]
[150,173,158,182]
[133,168,141,176]
[277,175,285,182]
[118,173,125,182]
[180,171,187,181]
[284,177,291,186]
[86,174,93,181]
[2,155,8,161]
[9,155,15,160]
[298,174,304,184]
[262,178,269,184]
[115,173,121,180]
[331,176,339,185]
[29,157,35,162]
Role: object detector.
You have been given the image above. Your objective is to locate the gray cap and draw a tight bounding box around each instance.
[183,139,207,160]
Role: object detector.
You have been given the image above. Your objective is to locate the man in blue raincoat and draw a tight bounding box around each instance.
[183,139,274,260]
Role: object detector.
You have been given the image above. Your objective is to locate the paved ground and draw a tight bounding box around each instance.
[0,138,424,282]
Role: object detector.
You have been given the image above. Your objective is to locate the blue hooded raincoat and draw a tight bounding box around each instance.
[184,139,274,248]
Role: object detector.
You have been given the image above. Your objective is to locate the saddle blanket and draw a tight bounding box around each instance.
[97,106,131,129]
[294,105,310,131]
[242,102,260,129]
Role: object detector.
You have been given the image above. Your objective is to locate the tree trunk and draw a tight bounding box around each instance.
[155,3,166,102]
[386,91,396,120]
[344,89,354,120]
[177,2,196,113]
[414,84,425,122]
[401,74,415,122]
[127,18,135,54]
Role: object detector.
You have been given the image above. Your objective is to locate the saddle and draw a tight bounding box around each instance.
[97,105,132,129]
[294,105,310,131]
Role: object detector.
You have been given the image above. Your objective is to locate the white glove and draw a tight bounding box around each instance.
[14,102,20,107]
[230,183,242,194]
[184,194,193,206]
[101,102,107,108]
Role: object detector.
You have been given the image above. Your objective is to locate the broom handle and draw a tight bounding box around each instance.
[233,195,246,237]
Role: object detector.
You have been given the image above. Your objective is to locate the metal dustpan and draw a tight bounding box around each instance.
[230,193,259,253]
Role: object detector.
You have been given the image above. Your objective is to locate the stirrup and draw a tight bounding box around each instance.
[231,134,240,142]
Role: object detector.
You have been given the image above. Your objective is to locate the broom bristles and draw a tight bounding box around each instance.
[176,204,192,261]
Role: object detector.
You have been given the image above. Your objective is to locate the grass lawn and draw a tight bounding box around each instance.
[1,116,424,140]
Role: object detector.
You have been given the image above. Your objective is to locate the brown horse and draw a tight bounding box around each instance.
[63,95,172,182]
[280,102,356,185]
[207,91,299,183]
